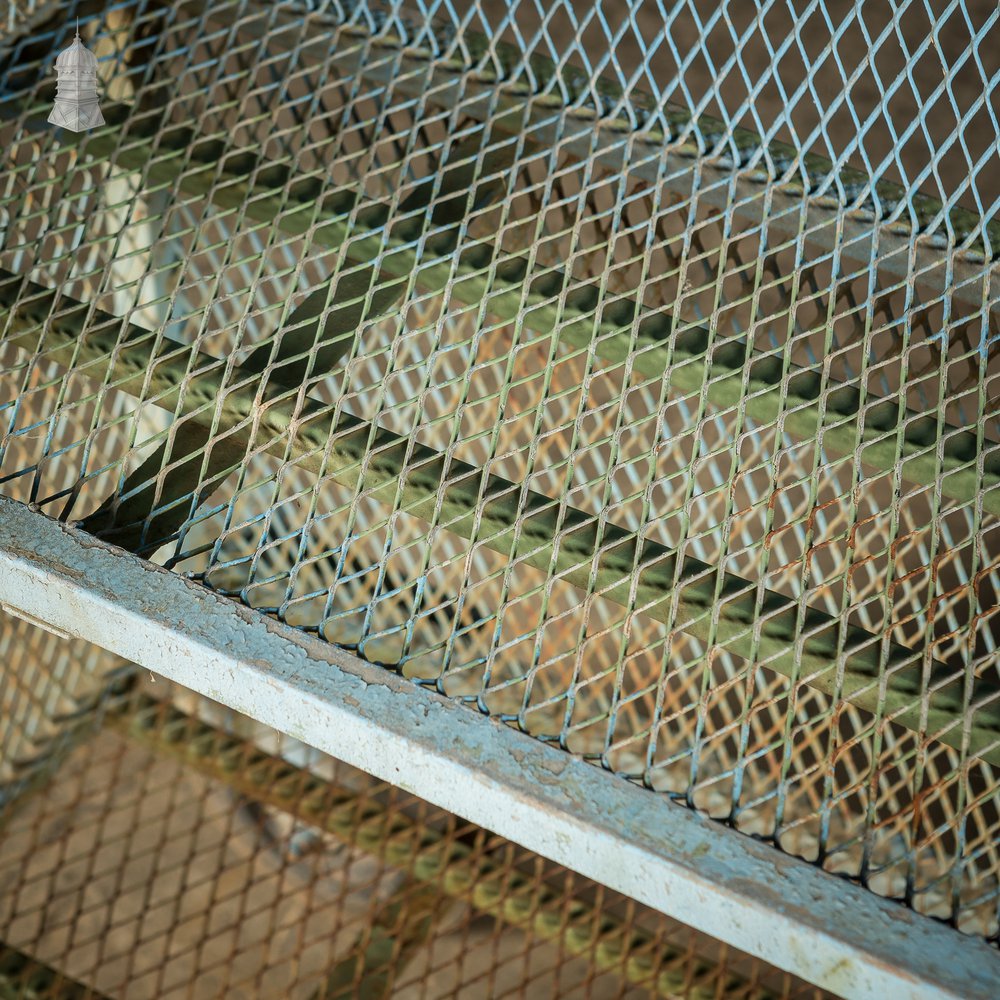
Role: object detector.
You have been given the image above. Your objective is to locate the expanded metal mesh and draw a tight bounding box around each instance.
[0,0,998,952]
[0,610,830,1000]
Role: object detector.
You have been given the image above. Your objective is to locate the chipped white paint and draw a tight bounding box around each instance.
[0,599,72,639]
[0,496,996,1000]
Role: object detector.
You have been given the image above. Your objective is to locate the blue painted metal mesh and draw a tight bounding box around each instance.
[328,0,1000,250]
[0,0,998,948]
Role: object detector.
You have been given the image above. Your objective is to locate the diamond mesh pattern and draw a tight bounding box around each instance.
[0,612,830,1000]
[0,0,998,945]
[358,0,1000,249]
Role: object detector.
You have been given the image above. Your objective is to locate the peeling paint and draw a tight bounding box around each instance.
[0,497,996,1000]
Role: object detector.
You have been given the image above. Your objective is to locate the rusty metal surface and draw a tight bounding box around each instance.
[0,616,834,1000]
[1,495,999,1000]
[0,0,998,986]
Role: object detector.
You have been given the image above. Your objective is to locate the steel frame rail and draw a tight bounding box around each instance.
[2,9,997,760]
[3,148,997,764]
[0,496,997,1000]
[112,694,764,1000]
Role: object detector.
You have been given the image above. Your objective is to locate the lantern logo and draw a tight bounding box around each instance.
[48,21,105,132]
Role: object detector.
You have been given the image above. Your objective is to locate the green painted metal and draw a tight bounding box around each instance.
[2,104,996,763]
[4,268,998,764]
[19,102,995,520]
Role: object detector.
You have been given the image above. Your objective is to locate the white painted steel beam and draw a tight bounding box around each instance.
[0,496,996,1000]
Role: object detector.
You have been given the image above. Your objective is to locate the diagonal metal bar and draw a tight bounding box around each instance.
[0,500,995,1000]
[4,271,998,766]
[113,694,783,1000]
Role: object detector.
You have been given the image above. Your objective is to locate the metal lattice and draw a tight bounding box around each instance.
[0,610,829,1000]
[0,0,999,978]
